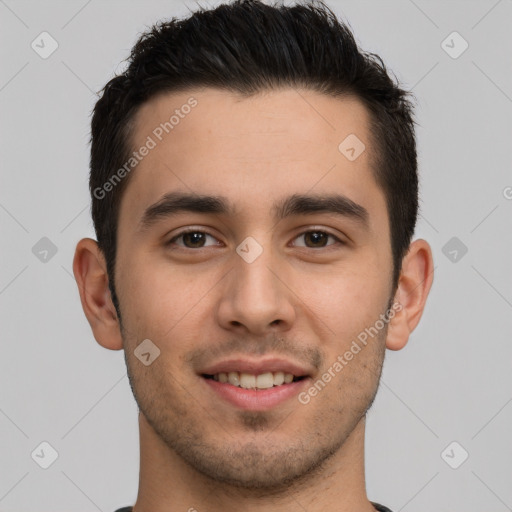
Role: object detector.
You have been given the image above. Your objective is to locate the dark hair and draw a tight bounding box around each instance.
[90,0,418,318]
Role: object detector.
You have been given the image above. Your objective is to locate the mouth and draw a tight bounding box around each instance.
[199,358,312,410]
[202,371,306,390]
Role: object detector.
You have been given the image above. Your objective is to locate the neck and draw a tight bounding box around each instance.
[132,412,376,512]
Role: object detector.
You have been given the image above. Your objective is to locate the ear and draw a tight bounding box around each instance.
[72,238,123,351]
[385,239,434,351]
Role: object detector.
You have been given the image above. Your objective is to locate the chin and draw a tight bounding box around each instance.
[175,438,340,493]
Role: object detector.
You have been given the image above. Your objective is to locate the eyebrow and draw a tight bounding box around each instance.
[138,191,370,230]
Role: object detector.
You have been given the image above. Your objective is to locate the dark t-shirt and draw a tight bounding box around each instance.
[114,502,393,511]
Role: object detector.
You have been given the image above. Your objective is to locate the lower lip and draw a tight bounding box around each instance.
[202,377,309,411]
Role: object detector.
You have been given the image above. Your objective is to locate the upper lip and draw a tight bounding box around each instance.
[199,357,313,377]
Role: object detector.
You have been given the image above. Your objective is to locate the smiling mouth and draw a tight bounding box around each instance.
[202,371,306,390]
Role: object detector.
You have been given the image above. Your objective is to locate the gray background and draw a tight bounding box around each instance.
[1,0,511,510]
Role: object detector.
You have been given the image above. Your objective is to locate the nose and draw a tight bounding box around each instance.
[215,243,296,336]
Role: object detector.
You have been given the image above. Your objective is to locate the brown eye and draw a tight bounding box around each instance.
[293,230,341,249]
[167,230,220,249]
[182,232,207,248]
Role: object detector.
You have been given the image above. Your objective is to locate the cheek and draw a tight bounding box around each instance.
[298,264,390,343]
[116,253,216,338]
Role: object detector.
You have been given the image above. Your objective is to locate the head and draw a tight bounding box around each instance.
[74,0,433,492]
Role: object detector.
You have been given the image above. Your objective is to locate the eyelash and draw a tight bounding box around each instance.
[166,228,345,251]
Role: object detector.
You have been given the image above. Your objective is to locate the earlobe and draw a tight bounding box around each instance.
[72,238,124,351]
[385,239,434,351]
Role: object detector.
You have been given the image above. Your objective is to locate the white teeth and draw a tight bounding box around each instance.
[240,373,256,389]
[228,372,240,386]
[273,371,285,386]
[211,371,298,389]
[255,372,274,389]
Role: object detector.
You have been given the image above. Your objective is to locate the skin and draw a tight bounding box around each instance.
[73,87,434,512]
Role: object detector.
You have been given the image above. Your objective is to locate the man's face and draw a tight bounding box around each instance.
[115,87,394,489]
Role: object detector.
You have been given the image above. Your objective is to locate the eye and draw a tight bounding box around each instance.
[166,228,344,251]
[292,230,343,249]
[166,229,221,249]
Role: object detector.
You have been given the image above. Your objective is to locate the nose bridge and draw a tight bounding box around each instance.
[236,238,279,297]
[216,235,295,333]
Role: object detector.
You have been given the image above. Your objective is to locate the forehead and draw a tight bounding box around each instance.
[132,87,371,162]
[119,87,386,230]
